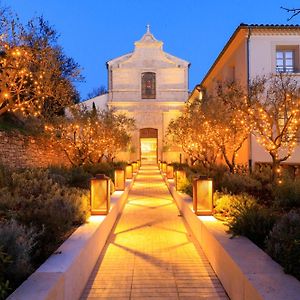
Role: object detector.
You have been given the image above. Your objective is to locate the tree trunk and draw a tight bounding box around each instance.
[271,158,280,183]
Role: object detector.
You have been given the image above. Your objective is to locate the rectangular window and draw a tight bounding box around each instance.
[276,50,294,73]
[141,72,156,99]
[276,45,300,73]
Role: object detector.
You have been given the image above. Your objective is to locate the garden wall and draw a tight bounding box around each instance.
[0,131,70,169]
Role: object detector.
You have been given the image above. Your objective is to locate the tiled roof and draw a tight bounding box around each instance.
[240,23,300,28]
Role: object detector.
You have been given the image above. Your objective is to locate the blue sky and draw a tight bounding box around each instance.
[4,0,300,100]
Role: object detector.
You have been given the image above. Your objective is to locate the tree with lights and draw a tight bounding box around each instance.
[0,10,81,118]
[203,82,251,173]
[46,106,135,166]
[98,108,135,162]
[167,81,251,173]
[246,74,300,180]
[167,98,218,168]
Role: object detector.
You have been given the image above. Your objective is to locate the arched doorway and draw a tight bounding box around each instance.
[140,128,158,165]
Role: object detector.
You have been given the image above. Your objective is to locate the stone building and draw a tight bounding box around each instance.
[84,26,189,164]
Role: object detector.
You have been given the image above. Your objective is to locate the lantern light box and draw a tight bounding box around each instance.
[114,169,125,191]
[161,162,167,173]
[175,169,186,191]
[193,176,213,216]
[90,174,110,215]
[125,164,133,179]
[132,162,138,173]
[166,164,174,179]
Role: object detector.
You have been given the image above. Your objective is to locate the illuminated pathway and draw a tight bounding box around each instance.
[81,165,228,300]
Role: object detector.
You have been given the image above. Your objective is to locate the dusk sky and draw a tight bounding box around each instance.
[4,0,300,100]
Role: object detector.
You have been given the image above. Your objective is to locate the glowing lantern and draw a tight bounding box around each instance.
[132,162,138,173]
[175,169,186,191]
[161,162,167,173]
[137,160,141,168]
[90,174,110,215]
[159,161,162,170]
[166,164,174,179]
[114,169,125,191]
[193,176,213,216]
[125,164,133,179]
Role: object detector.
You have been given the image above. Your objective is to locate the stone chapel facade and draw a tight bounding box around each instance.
[86,27,190,163]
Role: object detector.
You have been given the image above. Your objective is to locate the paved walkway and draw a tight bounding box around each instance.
[81,166,228,300]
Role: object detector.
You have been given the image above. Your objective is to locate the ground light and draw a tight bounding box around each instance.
[193,176,213,215]
[132,161,138,173]
[175,169,186,191]
[125,164,133,179]
[90,174,111,215]
[166,164,174,179]
[114,168,125,191]
[161,162,167,173]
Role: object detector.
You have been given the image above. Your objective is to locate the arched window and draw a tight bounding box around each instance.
[141,72,156,99]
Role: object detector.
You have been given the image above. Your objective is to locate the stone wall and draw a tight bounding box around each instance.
[0,131,70,169]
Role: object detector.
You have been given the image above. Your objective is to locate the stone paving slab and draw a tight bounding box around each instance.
[81,166,228,300]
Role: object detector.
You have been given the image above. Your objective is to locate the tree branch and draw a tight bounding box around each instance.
[281,6,300,21]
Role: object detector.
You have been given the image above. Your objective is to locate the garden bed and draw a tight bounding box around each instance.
[7,178,135,300]
[164,176,300,300]
[0,162,128,299]
[169,163,300,281]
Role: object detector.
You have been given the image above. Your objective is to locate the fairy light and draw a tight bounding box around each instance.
[45,107,135,165]
[0,43,46,116]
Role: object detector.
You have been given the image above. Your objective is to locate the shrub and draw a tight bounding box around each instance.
[48,165,91,189]
[0,169,89,264]
[214,192,257,221]
[68,166,92,189]
[252,164,273,184]
[171,162,189,170]
[179,179,192,196]
[189,163,209,175]
[220,173,262,197]
[0,219,38,296]
[0,165,11,189]
[48,163,120,190]
[228,199,277,249]
[266,210,300,280]
[206,164,228,189]
[273,179,300,210]
[0,247,11,300]
[83,162,115,178]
